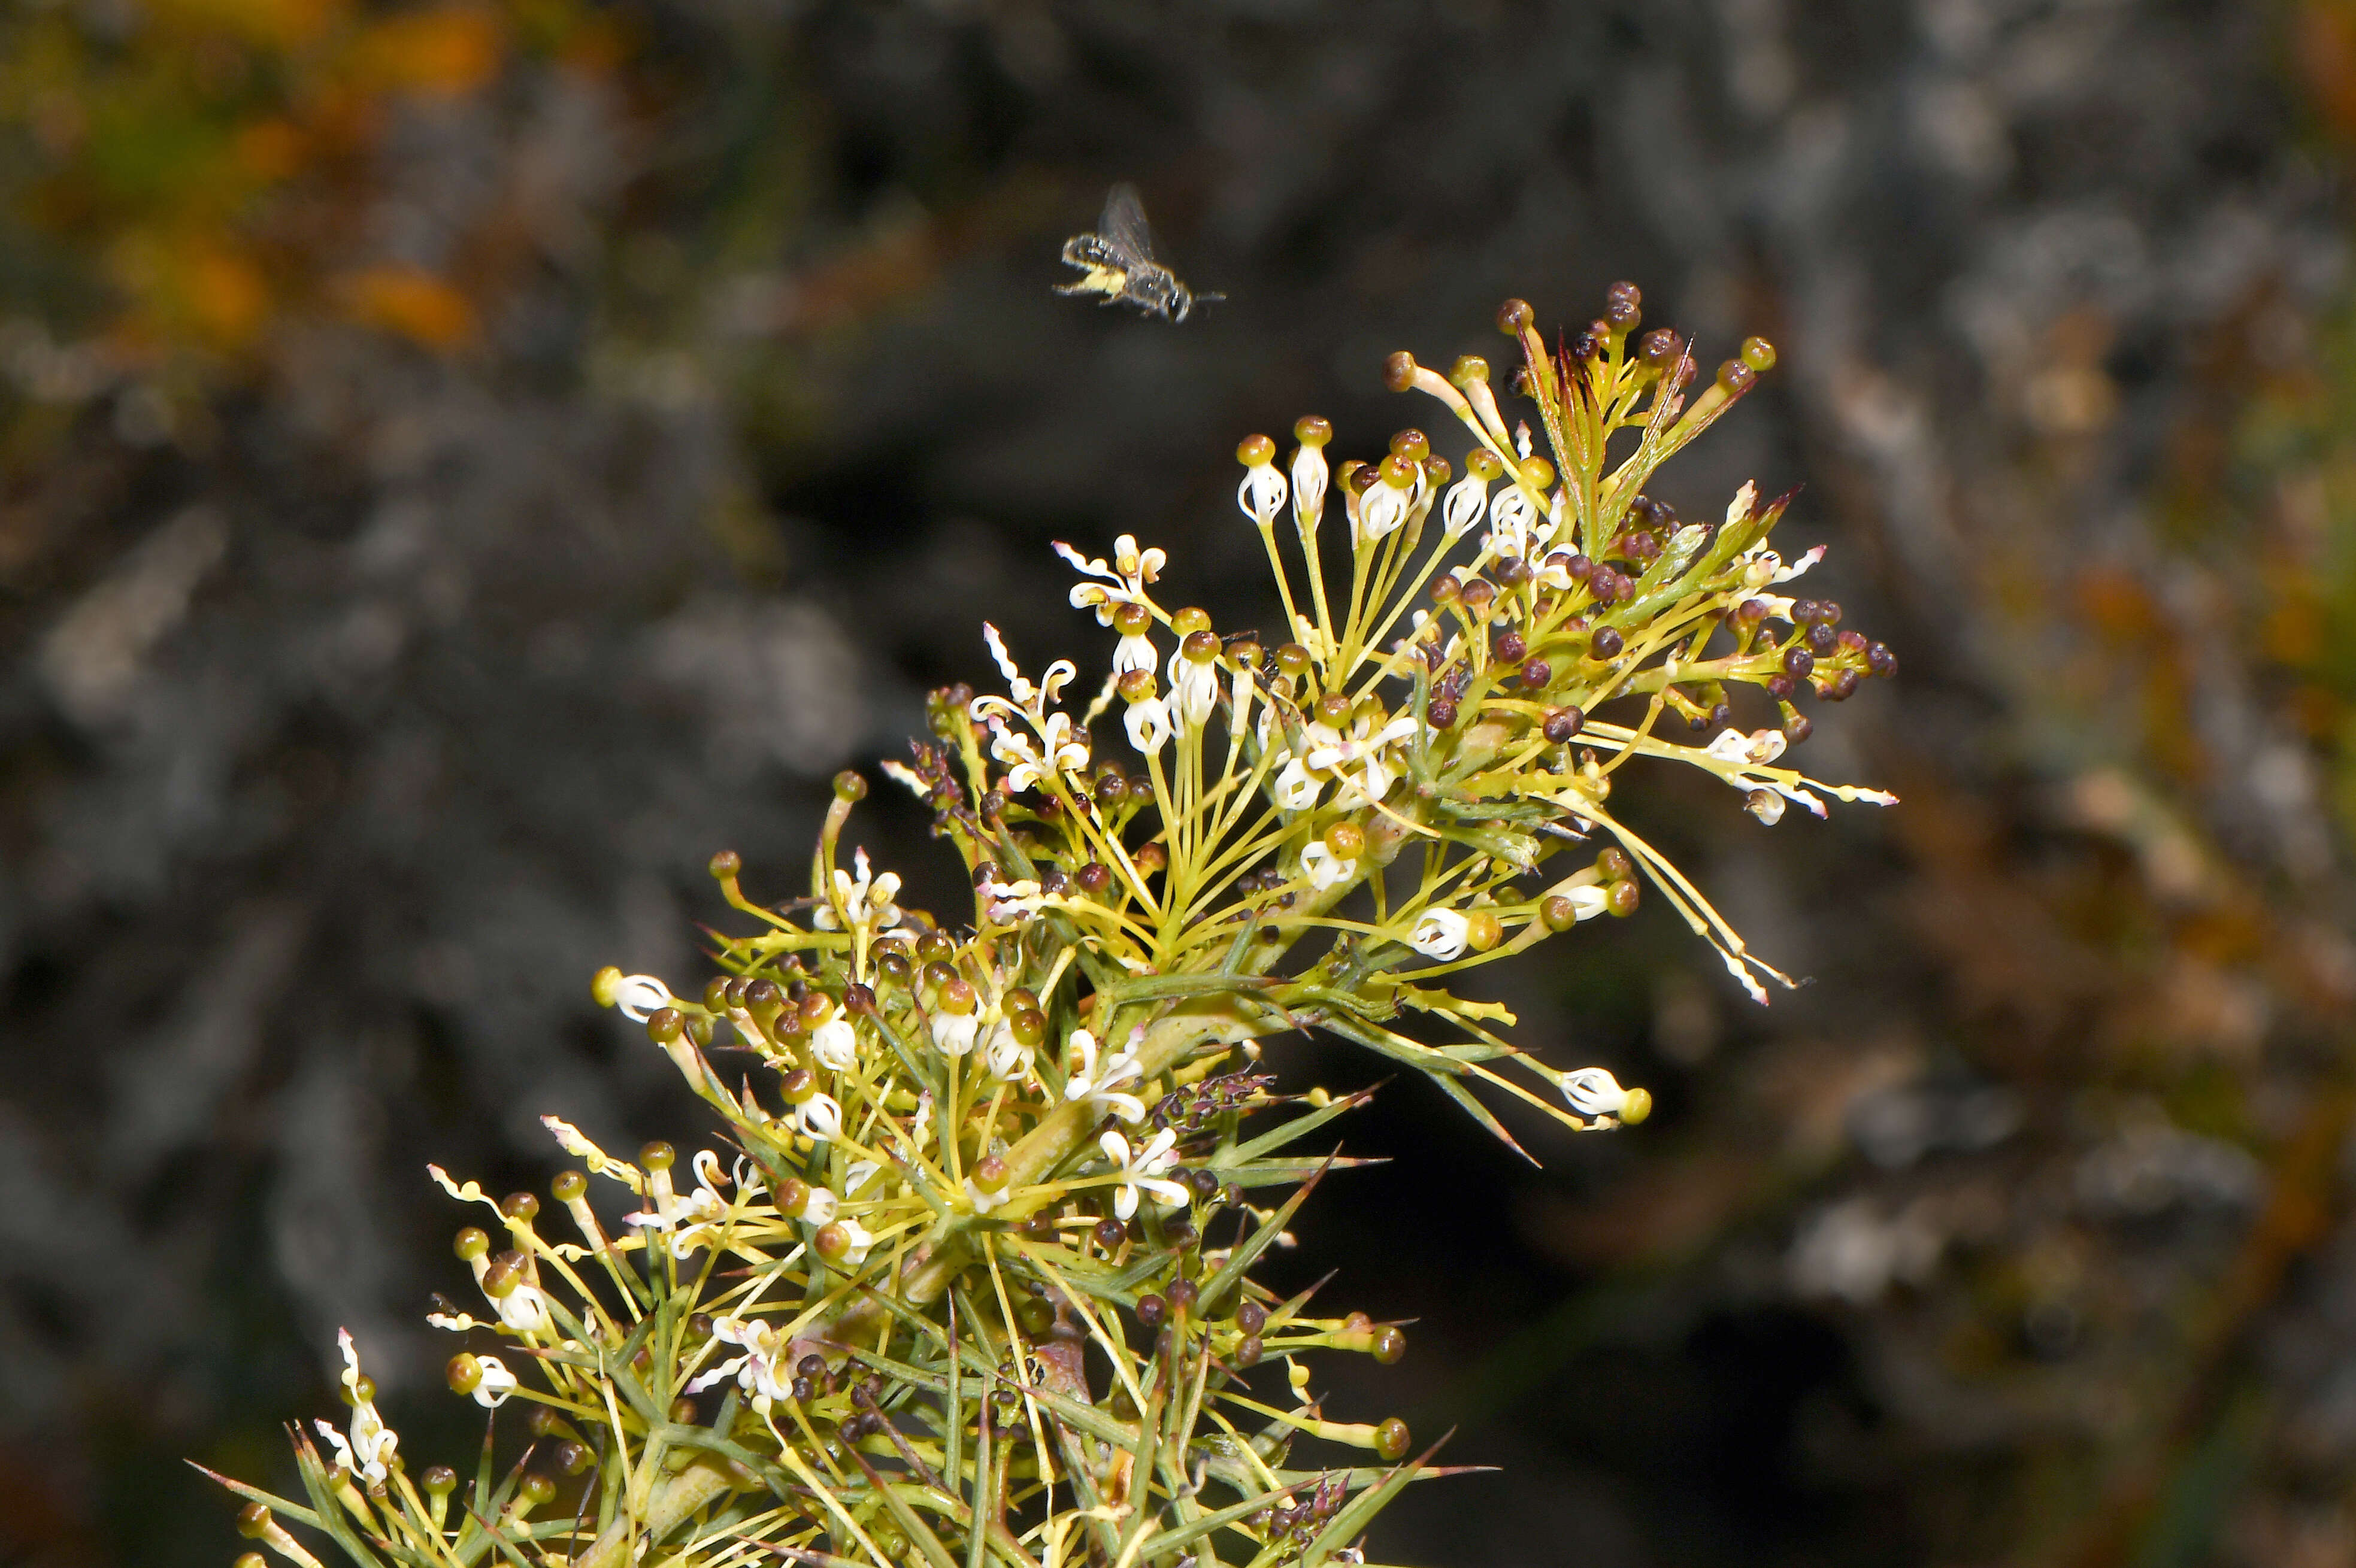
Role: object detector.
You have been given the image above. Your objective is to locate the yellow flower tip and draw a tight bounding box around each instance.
[589,965,623,1008]
[1620,1087,1653,1126]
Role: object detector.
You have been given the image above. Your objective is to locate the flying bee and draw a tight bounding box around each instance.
[1056,183,1224,323]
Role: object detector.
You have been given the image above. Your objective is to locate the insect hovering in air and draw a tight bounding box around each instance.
[1056,183,1224,323]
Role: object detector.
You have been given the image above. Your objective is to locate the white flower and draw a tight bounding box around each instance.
[610,974,675,1023]
[979,876,1047,923]
[798,1185,840,1226]
[1303,712,1416,809]
[1409,908,1470,961]
[974,623,1077,715]
[313,1329,399,1484]
[1058,534,1167,623]
[1271,755,1322,812]
[689,1316,794,1404]
[623,1149,740,1258]
[1166,647,1219,729]
[1064,1028,1147,1124]
[1238,460,1288,529]
[1100,1127,1190,1221]
[1746,790,1787,826]
[1486,484,1538,558]
[1442,468,1490,538]
[1561,1067,1640,1120]
[796,1092,843,1142]
[931,1007,980,1058]
[1300,841,1358,891]
[1125,694,1172,756]
[1291,442,1328,540]
[810,1011,859,1071]
[1357,479,1409,542]
[467,1355,517,1409]
[1548,885,1610,922]
[1705,727,1788,769]
[815,847,903,933]
[983,1020,1034,1082]
[1739,541,1825,589]
[492,1279,551,1335]
[1113,629,1158,675]
[989,711,1089,793]
[831,1218,877,1269]
[964,1175,1012,1214]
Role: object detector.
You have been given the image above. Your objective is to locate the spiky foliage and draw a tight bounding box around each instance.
[205,286,1896,1568]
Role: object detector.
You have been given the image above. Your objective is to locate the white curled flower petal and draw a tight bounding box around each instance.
[316,1329,401,1482]
[1771,544,1826,583]
[1125,696,1171,756]
[1555,885,1610,921]
[1101,1127,1190,1221]
[1537,487,1564,545]
[1561,1067,1634,1118]
[1301,842,1357,891]
[983,1021,1034,1082]
[800,1186,840,1226]
[1291,444,1328,536]
[1705,727,1788,768]
[1488,486,1536,556]
[1167,654,1219,728]
[1272,756,1322,812]
[1065,1029,1149,1124]
[1442,471,1489,538]
[1113,633,1157,675]
[811,1016,859,1071]
[493,1283,550,1335]
[982,622,1025,693]
[1238,463,1288,527]
[931,1009,979,1058]
[798,1093,843,1142]
[1410,908,1470,961]
[833,1220,876,1269]
[1358,482,1408,542]
[1746,790,1788,826]
[470,1355,519,1408]
[611,975,674,1023]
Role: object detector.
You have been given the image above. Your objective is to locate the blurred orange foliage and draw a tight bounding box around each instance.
[1,0,607,372]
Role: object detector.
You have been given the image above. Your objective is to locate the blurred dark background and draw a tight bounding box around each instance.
[7,1,2356,1564]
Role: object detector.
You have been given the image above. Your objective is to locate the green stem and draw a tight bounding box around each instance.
[574,1458,736,1568]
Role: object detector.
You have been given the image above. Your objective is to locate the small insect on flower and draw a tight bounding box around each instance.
[1055,183,1224,323]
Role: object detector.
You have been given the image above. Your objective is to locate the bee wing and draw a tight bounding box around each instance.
[1100,182,1159,264]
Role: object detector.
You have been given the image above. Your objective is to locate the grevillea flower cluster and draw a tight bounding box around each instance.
[207,286,1896,1568]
